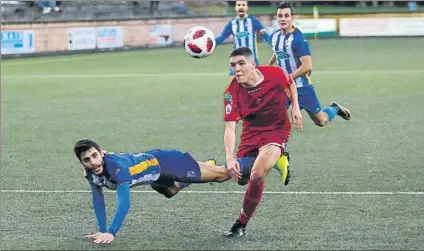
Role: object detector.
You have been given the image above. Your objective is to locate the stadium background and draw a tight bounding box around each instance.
[1,1,424,250]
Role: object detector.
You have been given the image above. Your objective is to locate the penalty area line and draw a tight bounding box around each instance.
[0,190,423,195]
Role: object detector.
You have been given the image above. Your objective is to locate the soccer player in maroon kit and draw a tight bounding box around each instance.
[223,47,303,237]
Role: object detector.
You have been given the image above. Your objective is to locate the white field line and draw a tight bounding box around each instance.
[2,69,424,79]
[1,190,423,195]
[2,53,138,66]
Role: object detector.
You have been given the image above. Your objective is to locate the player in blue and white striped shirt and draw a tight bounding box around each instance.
[269,2,351,127]
[215,1,271,75]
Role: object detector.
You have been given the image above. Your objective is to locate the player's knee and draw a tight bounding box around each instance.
[237,175,249,185]
[156,189,174,198]
[151,184,178,199]
[313,116,327,127]
[250,170,265,183]
[260,146,281,160]
[163,190,177,198]
[314,120,326,127]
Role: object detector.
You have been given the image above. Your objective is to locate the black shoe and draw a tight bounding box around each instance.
[223,219,246,237]
[330,102,351,120]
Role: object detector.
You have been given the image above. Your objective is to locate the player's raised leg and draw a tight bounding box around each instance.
[192,156,261,183]
[224,144,282,237]
[297,86,351,127]
[330,102,351,120]
[146,149,232,184]
[307,104,351,127]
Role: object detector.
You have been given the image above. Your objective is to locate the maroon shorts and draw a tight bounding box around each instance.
[237,130,290,158]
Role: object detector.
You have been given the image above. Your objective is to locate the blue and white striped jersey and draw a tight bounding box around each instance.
[217,15,265,64]
[271,27,312,88]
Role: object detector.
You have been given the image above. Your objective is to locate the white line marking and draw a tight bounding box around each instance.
[1,190,423,195]
[1,69,424,79]
[2,53,137,66]
[2,57,102,66]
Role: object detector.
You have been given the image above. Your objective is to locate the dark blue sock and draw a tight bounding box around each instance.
[323,106,338,121]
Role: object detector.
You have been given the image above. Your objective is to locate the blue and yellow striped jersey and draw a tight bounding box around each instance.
[85,152,161,190]
[271,27,312,88]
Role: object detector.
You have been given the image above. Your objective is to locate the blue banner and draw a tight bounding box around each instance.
[1,30,35,55]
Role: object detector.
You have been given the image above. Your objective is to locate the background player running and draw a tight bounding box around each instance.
[268,2,351,127]
[215,1,271,76]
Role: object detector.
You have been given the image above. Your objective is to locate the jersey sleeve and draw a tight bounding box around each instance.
[293,34,311,57]
[107,182,131,236]
[216,20,233,45]
[223,82,240,121]
[104,155,132,185]
[274,67,293,89]
[90,183,108,232]
[251,16,265,31]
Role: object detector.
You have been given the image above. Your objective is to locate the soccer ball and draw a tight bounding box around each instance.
[184,26,216,58]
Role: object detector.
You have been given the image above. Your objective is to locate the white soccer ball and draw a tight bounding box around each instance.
[184,26,216,58]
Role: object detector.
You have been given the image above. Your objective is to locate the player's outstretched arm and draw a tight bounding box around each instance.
[107,183,131,237]
[215,21,233,46]
[252,16,272,47]
[268,53,277,66]
[90,184,108,233]
[259,29,272,47]
[88,183,131,244]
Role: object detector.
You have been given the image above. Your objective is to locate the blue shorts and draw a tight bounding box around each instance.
[286,85,322,114]
[236,157,256,176]
[145,149,201,185]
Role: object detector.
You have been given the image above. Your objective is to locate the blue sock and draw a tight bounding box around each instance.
[178,182,191,190]
[323,106,339,121]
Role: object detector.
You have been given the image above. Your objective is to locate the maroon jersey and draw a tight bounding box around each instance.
[223,66,293,157]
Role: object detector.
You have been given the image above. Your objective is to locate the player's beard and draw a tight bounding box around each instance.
[92,162,104,175]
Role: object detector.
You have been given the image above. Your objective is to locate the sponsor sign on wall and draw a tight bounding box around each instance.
[68,27,96,50]
[149,25,172,47]
[340,17,424,36]
[1,30,35,55]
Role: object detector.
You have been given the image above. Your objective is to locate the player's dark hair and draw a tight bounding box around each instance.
[277,1,294,15]
[74,139,101,161]
[229,47,253,59]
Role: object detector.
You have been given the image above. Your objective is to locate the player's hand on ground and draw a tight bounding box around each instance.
[85,232,114,244]
[84,232,103,239]
[226,158,241,180]
[291,108,303,132]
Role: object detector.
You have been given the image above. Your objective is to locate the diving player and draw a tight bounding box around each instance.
[74,139,262,244]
